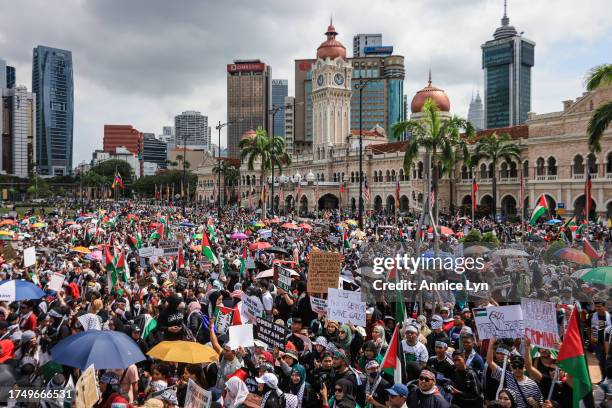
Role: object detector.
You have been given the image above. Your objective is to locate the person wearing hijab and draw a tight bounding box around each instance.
[157,293,184,341]
[286,364,317,408]
[370,326,388,356]
[357,341,382,373]
[323,378,357,408]
[186,301,207,343]
[334,325,353,351]
[496,388,518,408]
[225,376,249,408]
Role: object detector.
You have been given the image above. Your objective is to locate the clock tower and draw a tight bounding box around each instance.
[311,22,352,153]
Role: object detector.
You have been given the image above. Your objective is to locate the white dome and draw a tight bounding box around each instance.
[306,170,315,182]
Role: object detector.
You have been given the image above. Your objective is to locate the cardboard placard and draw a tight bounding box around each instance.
[23,246,36,267]
[48,272,65,292]
[74,364,99,408]
[307,251,341,294]
[473,305,524,339]
[327,288,366,327]
[185,378,211,408]
[159,239,180,256]
[276,265,293,292]
[254,316,289,349]
[229,324,254,348]
[521,298,560,350]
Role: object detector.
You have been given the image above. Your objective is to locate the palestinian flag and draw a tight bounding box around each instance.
[529,195,548,226]
[141,315,158,340]
[564,216,577,228]
[149,224,163,241]
[136,225,143,248]
[104,246,118,293]
[557,306,592,408]
[114,250,128,283]
[583,239,600,261]
[201,231,218,265]
[343,229,350,250]
[380,323,402,384]
[388,266,406,324]
[127,235,139,251]
[177,247,185,270]
[238,247,247,280]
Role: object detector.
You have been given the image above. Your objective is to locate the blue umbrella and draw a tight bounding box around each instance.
[546,219,563,225]
[179,221,196,228]
[51,330,146,370]
[0,280,46,302]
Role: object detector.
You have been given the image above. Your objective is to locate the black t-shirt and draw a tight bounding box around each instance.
[274,294,292,322]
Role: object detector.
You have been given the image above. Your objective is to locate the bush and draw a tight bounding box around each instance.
[461,228,482,244]
[482,231,500,248]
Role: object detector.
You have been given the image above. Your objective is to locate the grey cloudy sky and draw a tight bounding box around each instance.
[1,0,610,164]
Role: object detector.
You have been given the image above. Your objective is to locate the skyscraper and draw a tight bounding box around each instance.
[271,79,288,137]
[353,33,382,57]
[227,59,271,158]
[174,111,209,147]
[0,58,6,89]
[1,86,36,178]
[284,96,295,155]
[32,45,74,176]
[143,133,168,169]
[6,66,15,89]
[481,1,535,128]
[467,91,484,130]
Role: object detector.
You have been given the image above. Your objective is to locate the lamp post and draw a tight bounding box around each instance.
[182,131,188,216]
[215,121,233,219]
[354,78,374,230]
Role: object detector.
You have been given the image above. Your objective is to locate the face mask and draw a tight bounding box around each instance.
[369,372,378,379]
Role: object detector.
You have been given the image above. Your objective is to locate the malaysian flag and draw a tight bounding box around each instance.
[471,178,478,211]
[395,180,400,208]
[430,186,435,210]
[364,177,371,201]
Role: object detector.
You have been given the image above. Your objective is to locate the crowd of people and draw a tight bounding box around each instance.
[0,200,610,408]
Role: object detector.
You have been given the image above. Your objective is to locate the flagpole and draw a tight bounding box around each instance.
[519,167,524,242]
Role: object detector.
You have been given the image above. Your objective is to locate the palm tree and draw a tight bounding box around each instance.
[224,167,240,204]
[586,64,612,153]
[213,161,240,204]
[470,132,520,219]
[392,98,474,223]
[239,127,291,218]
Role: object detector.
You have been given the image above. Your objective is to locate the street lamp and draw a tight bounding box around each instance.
[182,131,188,216]
[354,78,375,230]
[215,120,241,219]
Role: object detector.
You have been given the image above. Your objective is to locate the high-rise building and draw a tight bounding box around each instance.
[353,33,382,57]
[32,45,74,176]
[467,91,485,130]
[227,59,271,158]
[0,58,6,89]
[175,111,208,147]
[284,96,295,155]
[143,133,168,169]
[103,125,144,163]
[481,1,535,128]
[271,79,288,137]
[6,66,15,89]
[1,86,36,178]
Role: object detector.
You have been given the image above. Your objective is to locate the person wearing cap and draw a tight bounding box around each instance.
[427,341,455,380]
[385,384,408,408]
[449,349,483,407]
[406,369,450,408]
[364,360,389,408]
[18,301,37,331]
[401,324,428,368]
[426,316,450,356]
[256,372,289,408]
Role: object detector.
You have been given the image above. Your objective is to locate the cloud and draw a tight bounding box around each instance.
[0,0,610,164]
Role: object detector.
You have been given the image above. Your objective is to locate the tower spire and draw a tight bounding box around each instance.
[428,68,432,86]
[501,0,510,26]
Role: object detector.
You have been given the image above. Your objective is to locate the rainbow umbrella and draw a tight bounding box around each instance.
[579,266,612,286]
[230,232,248,240]
[31,222,47,229]
[0,219,16,226]
[553,248,591,266]
[345,219,358,226]
[0,231,14,236]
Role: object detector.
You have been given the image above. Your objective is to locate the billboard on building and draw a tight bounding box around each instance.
[364,46,394,55]
[227,63,265,73]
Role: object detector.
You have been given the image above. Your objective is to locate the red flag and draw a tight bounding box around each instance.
[395,181,400,208]
[471,178,478,210]
[583,239,600,261]
[584,173,592,220]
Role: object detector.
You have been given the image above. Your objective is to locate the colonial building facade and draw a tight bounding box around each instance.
[195,23,612,220]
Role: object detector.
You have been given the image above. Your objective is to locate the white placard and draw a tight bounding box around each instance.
[241,296,263,322]
[473,305,524,339]
[229,323,254,348]
[310,296,328,315]
[185,378,211,408]
[24,246,36,267]
[521,298,560,350]
[327,288,366,327]
[48,273,65,292]
[138,247,155,258]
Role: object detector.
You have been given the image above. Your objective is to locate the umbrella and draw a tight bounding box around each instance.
[179,221,196,228]
[427,226,454,236]
[491,249,530,257]
[249,242,271,251]
[546,219,563,225]
[0,280,46,302]
[345,219,358,226]
[147,341,218,364]
[282,222,299,230]
[255,268,299,280]
[0,219,15,226]
[70,246,91,254]
[553,248,591,266]
[264,246,290,256]
[0,235,12,241]
[75,216,91,222]
[230,232,248,240]
[85,250,102,261]
[258,229,272,236]
[579,266,612,285]
[0,231,13,236]
[51,330,146,370]
[299,223,312,230]
[463,245,491,256]
[252,221,265,228]
[267,217,281,224]
[31,222,47,228]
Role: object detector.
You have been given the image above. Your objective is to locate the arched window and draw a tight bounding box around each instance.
[573,155,584,176]
[386,170,391,182]
[391,170,396,182]
[607,152,612,174]
[536,158,545,176]
[399,169,404,181]
[461,165,468,180]
[480,163,487,179]
[500,162,509,178]
[488,163,495,179]
[412,164,416,179]
[341,172,345,182]
[417,162,423,179]
[547,157,557,175]
[523,160,529,177]
[378,170,383,182]
[321,174,325,182]
[510,162,517,178]
[350,172,355,183]
[587,153,597,175]
[333,173,337,182]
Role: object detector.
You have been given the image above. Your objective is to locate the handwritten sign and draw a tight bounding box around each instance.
[327,288,366,327]
[307,251,341,294]
[310,296,328,315]
[276,265,293,292]
[242,296,263,322]
[254,317,289,349]
[185,378,211,408]
[24,246,36,267]
[74,364,99,408]
[473,305,524,339]
[521,298,560,350]
[48,273,65,292]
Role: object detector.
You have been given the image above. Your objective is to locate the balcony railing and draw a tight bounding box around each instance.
[607,173,612,179]
[479,178,492,184]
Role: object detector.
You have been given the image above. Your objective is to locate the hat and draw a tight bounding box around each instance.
[10,331,23,342]
[434,341,448,349]
[284,350,299,361]
[386,384,408,398]
[405,325,418,334]
[21,331,36,343]
[461,307,471,313]
[365,360,380,370]
[430,315,443,330]
[256,362,275,373]
[256,372,278,389]
[440,306,449,312]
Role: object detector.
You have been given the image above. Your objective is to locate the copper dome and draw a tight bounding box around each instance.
[240,129,257,141]
[316,23,346,60]
[410,75,451,113]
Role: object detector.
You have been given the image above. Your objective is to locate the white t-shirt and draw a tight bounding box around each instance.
[401,340,428,364]
[262,292,274,312]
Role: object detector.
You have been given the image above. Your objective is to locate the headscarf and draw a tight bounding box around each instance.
[224,377,249,408]
[188,301,201,313]
[337,324,352,349]
[333,378,356,408]
[289,364,306,394]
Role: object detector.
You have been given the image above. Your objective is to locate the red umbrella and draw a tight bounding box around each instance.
[149,222,161,229]
[427,226,454,236]
[282,223,299,230]
[299,223,312,230]
[249,242,272,251]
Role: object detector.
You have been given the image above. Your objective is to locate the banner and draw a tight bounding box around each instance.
[307,251,342,294]
[327,288,366,327]
[158,240,180,256]
[473,305,524,339]
[310,296,328,315]
[185,378,211,408]
[276,265,293,292]
[254,316,289,349]
[521,298,560,350]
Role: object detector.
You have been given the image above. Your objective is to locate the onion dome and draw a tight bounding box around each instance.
[316,21,346,60]
[410,72,451,113]
[306,170,315,182]
[240,129,257,141]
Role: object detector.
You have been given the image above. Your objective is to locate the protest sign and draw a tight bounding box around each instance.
[185,378,211,408]
[48,272,65,292]
[75,364,99,408]
[229,324,254,348]
[521,298,560,350]
[242,295,263,322]
[493,275,512,289]
[159,239,180,256]
[327,288,366,326]
[138,247,155,258]
[254,316,289,349]
[23,246,36,267]
[2,242,16,261]
[276,265,293,292]
[215,306,233,335]
[310,296,328,315]
[507,257,529,272]
[307,251,341,294]
[473,305,524,339]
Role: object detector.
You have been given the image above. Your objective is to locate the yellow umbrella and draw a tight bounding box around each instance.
[70,246,91,254]
[31,222,47,228]
[0,231,14,236]
[346,219,358,226]
[147,341,219,364]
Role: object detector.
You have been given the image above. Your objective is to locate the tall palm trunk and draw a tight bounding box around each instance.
[492,159,498,219]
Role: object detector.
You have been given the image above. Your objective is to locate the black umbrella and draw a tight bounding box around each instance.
[254,260,270,271]
[264,246,289,256]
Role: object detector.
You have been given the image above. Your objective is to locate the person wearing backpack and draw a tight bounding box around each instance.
[257,372,295,408]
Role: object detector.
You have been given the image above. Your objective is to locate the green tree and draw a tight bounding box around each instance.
[213,160,240,204]
[89,159,134,183]
[585,64,612,153]
[239,127,291,217]
[392,98,473,223]
[470,132,520,219]
[27,176,52,198]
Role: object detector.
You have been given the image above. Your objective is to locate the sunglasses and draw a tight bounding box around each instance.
[419,377,433,382]
[334,388,343,393]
